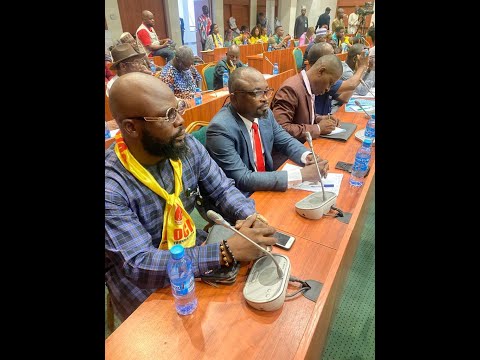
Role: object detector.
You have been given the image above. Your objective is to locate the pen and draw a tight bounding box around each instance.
[324,184,334,187]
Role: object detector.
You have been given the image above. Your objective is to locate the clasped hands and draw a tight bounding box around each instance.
[228,214,276,261]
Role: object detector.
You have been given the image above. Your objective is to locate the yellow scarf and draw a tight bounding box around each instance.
[114,132,196,250]
[213,34,223,48]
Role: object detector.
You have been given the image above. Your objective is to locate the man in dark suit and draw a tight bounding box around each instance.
[315,7,331,31]
[205,67,328,196]
[270,54,343,168]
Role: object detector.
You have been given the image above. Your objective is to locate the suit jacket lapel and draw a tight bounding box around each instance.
[228,105,257,170]
[258,118,273,171]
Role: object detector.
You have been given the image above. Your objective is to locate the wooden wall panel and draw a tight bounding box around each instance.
[117,0,167,40]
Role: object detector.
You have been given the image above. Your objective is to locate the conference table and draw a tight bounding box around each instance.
[105,104,375,359]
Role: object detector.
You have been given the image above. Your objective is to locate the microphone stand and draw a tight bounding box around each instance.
[305,132,326,201]
[206,210,284,278]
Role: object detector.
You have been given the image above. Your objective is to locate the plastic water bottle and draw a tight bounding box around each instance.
[149,60,156,73]
[105,121,111,139]
[287,40,291,48]
[364,114,375,141]
[267,44,272,52]
[194,87,202,105]
[222,71,229,88]
[272,63,279,75]
[349,138,373,188]
[167,244,198,315]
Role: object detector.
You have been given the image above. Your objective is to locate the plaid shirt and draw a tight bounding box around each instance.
[105,135,256,320]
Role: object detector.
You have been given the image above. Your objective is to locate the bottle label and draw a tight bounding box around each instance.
[352,154,369,174]
[365,125,375,138]
[171,275,195,296]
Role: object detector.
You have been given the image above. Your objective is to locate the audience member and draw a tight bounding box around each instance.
[348,6,360,35]
[271,54,343,168]
[307,43,368,115]
[315,7,331,31]
[257,12,271,36]
[233,26,250,45]
[106,72,276,321]
[213,44,245,90]
[197,5,212,51]
[341,44,375,96]
[106,43,152,96]
[294,5,309,40]
[180,17,185,45]
[302,29,327,69]
[331,8,346,35]
[299,26,315,46]
[367,26,375,71]
[136,10,175,62]
[206,67,329,195]
[331,26,351,53]
[249,26,264,44]
[224,29,234,48]
[270,26,291,49]
[159,46,202,100]
[228,16,240,36]
[260,27,269,43]
[205,23,224,50]
[119,32,161,73]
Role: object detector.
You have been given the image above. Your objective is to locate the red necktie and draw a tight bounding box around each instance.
[251,122,265,172]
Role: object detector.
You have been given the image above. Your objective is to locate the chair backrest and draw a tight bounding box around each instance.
[292,47,304,73]
[186,121,209,146]
[202,64,216,91]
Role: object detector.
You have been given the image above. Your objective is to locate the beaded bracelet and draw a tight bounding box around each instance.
[220,239,236,267]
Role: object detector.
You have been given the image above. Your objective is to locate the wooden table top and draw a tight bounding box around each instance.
[105,103,375,360]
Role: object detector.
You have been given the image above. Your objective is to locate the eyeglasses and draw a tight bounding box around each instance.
[233,88,274,99]
[136,100,187,123]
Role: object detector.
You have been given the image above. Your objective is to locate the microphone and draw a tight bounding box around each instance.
[354,100,372,118]
[359,79,375,98]
[263,53,275,71]
[305,132,326,201]
[206,210,284,278]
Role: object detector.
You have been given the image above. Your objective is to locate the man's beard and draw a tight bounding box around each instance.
[257,107,269,119]
[141,127,189,160]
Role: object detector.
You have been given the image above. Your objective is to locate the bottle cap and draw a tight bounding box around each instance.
[170,244,185,259]
[196,87,201,92]
[363,138,373,145]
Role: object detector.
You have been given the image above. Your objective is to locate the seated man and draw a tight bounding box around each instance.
[106,72,276,321]
[269,25,291,49]
[302,29,327,70]
[271,53,344,168]
[136,10,175,62]
[206,67,329,196]
[159,46,203,100]
[106,43,152,96]
[213,44,244,90]
[119,32,162,73]
[307,43,368,115]
[341,43,375,96]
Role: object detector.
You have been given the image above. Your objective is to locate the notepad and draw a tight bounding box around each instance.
[281,164,344,195]
[329,127,346,135]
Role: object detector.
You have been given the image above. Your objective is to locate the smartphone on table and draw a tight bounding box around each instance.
[273,231,295,250]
